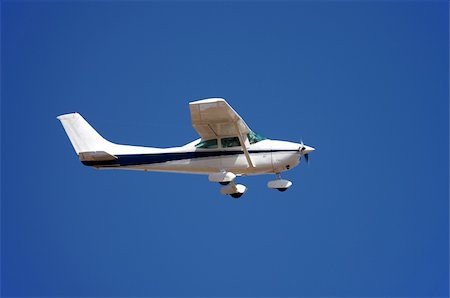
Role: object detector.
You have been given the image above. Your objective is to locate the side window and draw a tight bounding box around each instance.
[195,139,218,149]
[221,137,241,148]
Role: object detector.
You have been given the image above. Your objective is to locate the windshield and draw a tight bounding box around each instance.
[247,131,267,144]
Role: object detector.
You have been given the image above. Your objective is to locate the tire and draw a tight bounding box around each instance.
[219,181,230,185]
[230,193,243,199]
[276,188,288,192]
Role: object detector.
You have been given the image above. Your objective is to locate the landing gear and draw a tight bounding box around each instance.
[220,182,247,199]
[268,173,293,192]
[230,193,243,199]
[209,172,236,185]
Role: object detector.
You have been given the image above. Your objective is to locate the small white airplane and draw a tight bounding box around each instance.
[58,98,315,198]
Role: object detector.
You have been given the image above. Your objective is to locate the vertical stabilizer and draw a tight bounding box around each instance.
[57,113,114,154]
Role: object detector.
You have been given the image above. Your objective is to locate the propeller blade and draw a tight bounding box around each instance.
[299,139,311,163]
[299,140,305,152]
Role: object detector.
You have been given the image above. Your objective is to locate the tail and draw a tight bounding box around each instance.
[57,113,115,155]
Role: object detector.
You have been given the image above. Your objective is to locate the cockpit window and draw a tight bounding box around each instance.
[195,139,218,149]
[247,131,267,144]
[221,137,241,148]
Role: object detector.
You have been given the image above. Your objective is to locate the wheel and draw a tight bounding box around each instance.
[276,188,288,192]
[219,181,230,185]
[230,193,243,199]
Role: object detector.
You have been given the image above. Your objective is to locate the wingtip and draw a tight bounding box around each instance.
[56,112,80,120]
[189,98,226,105]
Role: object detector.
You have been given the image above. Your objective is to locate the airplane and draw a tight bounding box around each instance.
[57,98,315,198]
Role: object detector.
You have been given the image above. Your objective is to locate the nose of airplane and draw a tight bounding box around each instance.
[302,145,315,154]
[298,143,315,154]
[298,143,315,163]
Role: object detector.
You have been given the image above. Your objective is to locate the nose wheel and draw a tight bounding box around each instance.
[276,187,288,192]
[268,173,293,192]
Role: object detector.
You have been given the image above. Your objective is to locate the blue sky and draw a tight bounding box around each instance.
[2,1,448,297]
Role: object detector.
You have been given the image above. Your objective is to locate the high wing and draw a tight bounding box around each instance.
[189,98,255,167]
[189,98,251,140]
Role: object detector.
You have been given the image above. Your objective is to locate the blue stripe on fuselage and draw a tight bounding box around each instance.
[81,149,298,167]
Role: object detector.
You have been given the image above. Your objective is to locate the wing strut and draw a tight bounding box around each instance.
[233,122,255,168]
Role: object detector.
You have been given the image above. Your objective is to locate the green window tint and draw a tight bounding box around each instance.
[221,137,241,148]
[247,131,267,144]
[195,139,218,149]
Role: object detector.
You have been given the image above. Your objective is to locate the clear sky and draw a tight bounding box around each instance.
[2,1,449,297]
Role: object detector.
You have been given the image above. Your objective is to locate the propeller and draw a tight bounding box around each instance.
[299,140,310,163]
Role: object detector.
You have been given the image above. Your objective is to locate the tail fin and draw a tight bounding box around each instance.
[57,113,114,154]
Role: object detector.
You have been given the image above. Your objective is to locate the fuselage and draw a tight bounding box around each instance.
[81,139,304,176]
[58,102,315,197]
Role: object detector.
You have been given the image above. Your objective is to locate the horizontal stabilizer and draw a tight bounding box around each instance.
[78,151,118,161]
